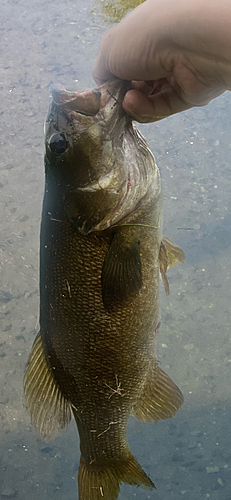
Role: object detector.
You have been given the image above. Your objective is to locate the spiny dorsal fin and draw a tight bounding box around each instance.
[132,364,184,423]
[101,232,142,310]
[159,236,185,295]
[23,331,72,440]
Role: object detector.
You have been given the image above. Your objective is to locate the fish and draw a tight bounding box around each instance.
[23,78,185,500]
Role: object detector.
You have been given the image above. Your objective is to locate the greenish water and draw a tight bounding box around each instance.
[1,0,231,499]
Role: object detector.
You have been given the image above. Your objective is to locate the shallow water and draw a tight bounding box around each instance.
[1,0,231,499]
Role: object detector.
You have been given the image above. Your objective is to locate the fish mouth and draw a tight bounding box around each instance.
[50,83,101,116]
[50,79,130,117]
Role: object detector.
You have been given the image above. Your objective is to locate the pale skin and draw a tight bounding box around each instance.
[92,0,231,122]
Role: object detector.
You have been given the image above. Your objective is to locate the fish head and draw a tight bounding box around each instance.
[45,79,157,234]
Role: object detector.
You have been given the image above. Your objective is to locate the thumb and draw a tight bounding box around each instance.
[122,88,192,123]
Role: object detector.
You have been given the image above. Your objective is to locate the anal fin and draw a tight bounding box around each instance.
[132,364,184,423]
[23,331,72,440]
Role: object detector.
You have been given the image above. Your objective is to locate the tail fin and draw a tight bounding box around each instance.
[78,453,155,500]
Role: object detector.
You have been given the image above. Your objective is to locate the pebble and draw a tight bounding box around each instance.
[1,488,17,498]
[206,466,219,473]
[183,344,194,351]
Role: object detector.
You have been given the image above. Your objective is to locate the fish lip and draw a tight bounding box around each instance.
[50,79,130,117]
[50,83,102,116]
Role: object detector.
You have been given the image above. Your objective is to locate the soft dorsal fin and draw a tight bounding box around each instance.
[132,364,184,423]
[23,331,72,440]
[159,236,185,295]
[101,231,142,310]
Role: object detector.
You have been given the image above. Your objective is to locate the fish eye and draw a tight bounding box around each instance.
[49,133,68,155]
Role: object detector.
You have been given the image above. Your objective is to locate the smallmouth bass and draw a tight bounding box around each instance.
[24,79,185,499]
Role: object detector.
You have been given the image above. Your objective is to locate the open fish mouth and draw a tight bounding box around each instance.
[50,79,130,117]
[50,83,101,116]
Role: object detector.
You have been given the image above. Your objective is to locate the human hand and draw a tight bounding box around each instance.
[92,0,231,122]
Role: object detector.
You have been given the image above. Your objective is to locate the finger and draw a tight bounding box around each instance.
[122,88,192,122]
[131,81,156,95]
[92,57,113,85]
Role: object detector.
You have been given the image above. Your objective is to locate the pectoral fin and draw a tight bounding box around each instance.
[23,331,71,440]
[101,232,142,310]
[132,364,184,423]
[159,236,185,295]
